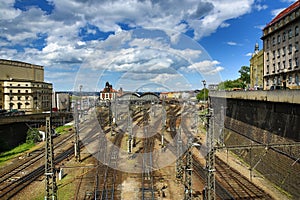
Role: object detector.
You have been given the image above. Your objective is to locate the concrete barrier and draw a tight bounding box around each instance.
[209,90,300,104]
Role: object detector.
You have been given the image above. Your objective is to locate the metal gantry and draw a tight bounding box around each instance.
[45,116,57,200]
[184,138,193,200]
[176,126,184,182]
[127,106,133,154]
[161,102,166,147]
[205,108,215,200]
[74,106,80,162]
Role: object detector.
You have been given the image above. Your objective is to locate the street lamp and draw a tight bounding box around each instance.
[202,80,206,103]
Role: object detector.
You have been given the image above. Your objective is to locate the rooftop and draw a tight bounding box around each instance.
[264,1,300,30]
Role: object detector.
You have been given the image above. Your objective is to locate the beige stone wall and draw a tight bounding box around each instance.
[0,59,44,82]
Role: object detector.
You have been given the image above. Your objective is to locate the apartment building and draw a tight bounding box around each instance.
[0,59,53,113]
[262,1,300,90]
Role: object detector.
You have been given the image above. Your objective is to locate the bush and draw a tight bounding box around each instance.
[55,125,73,134]
[26,128,41,144]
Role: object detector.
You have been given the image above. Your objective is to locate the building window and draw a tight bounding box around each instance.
[10,96,13,101]
[273,50,275,59]
[295,42,299,52]
[266,53,269,61]
[17,84,20,86]
[288,29,293,38]
[283,32,286,41]
[296,74,299,85]
[18,96,21,100]
[18,90,21,93]
[289,59,292,69]
[10,90,12,93]
[277,49,280,58]
[273,63,276,73]
[289,44,292,54]
[295,57,299,68]
[266,39,270,49]
[266,65,269,74]
[277,62,280,71]
[25,84,28,86]
[266,78,269,86]
[25,96,29,100]
[277,34,281,44]
[272,37,276,45]
[282,46,286,56]
[288,75,292,83]
[295,26,299,36]
[25,90,28,93]
[283,60,286,69]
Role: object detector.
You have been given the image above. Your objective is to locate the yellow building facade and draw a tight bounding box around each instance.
[250,44,264,89]
[0,59,52,113]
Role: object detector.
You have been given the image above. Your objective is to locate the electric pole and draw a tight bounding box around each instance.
[127,106,133,154]
[161,101,166,147]
[205,108,215,200]
[45,116,57,200]
[74,105,80,162]
[176,125,183,182]
[184,138,193,200]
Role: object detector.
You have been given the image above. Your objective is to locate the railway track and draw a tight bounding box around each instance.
[98,132,122,200]
[192,154,273,199]
[215,157,273,199]
[92,107,123,200]
[192,155,233,200]
[0,142,75,199]
[0,132,74,185]
[141,131,155,200]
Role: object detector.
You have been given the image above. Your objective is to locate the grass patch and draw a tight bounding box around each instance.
[0,142,35,164]
[55,125,73,134]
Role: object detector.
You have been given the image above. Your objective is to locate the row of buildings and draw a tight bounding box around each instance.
[250,1,300,90]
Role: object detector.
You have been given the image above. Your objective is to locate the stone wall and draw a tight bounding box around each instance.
[0,122,28,152]
[211,97,300,141]
[210,96,300,199]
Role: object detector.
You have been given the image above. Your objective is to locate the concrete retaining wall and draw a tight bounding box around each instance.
[210,95,300,199]
[211,97,300,141]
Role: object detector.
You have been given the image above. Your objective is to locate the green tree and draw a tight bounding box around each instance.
[196,88,209,101]
[217,79,244,90]
[238,66,250,86]
[26,128,41,144]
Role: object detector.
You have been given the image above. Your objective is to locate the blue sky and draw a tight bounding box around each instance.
[0,0,297,92]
